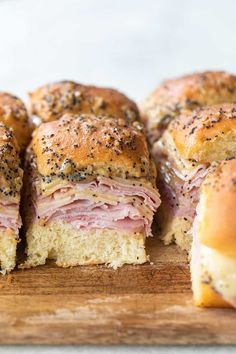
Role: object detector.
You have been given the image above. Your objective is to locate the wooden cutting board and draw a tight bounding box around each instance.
[0,236,235,345]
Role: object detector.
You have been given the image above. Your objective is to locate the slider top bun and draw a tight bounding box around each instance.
[142,71,236,142]
[0,122,23,203]
[164,103,236,163]
[29,113,156,194]
[29,81,139,123]
[0,93,32,150]
[197,159,236,257]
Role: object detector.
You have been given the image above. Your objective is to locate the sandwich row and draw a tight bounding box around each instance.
[0,83,161,274]
[0,72,235,309]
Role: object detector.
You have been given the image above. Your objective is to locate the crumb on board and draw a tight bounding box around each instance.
[6,274,13,283]
[0,274,13,289]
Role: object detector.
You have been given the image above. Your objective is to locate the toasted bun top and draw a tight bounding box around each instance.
[141,71,236,143]
[164,103,236,163]
[0,123,23,203]
[197,159,236,257]
[29,113,156,192]
[0,92,33,150]
[29,80,139,123]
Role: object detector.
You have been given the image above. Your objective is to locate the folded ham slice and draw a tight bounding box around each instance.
[0,202,22,234]
[154,146,210,222]
[31,176,161,236]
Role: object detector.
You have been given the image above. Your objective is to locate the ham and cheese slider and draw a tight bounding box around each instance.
[0,92,32,150]
[191,159,236,308]
[29,81,140,124]
[22,113,160,269]
[0,123,23,273]
[153,103,236,251]
[141,71,236,144]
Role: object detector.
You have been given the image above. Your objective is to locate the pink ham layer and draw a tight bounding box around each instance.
[0,201,21,234]
[33,176,161,236]
[153,145,210,222]
[171,165,209,220]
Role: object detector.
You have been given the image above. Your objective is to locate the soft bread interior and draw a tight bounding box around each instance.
[21,221,148,269]
[157,203,192,252]
[161,216,192,252]
[0,231,17,274]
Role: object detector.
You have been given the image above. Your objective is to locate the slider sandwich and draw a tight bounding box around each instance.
[29,80,140,124]
[191,159,236,308]
[142,71,236,308]
[0,92,33,150]
[141,71,236,144]
[153,103,236,251]
[22,113,160,268]
[0,123,23,273]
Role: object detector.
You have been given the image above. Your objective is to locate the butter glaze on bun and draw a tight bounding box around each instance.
[142,71,236,143]
[29,81,140,123]
[167,103,236,163]
[0,122,23,273]
[0,122,23,203]
[0,92,32,150]
[30,113,156,194]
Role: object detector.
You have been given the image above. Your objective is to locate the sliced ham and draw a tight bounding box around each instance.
[97,176,160,210]
[32,177,161,236]
[0,202,21,234]
[155,147,210,222]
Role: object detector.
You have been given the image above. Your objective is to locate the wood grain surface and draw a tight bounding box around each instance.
[0,237,235,345]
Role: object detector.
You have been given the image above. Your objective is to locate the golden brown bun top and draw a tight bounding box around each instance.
[142,71,236,143]
[166,103,236,163]
[0,92,33,150]
[198,159,236,257]
[30,113,156,191]
[0,122,23,203]
[29,80,140,124]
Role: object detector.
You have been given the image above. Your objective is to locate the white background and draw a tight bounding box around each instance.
[0,0,236,104]
[0,0,235,352]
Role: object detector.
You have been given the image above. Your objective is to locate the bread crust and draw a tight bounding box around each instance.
[197,159,236,257]
[164,103,236,163]
[0,122,23,203]
[29,80,140,123]
[0,92,32,149]
[193,282,231,308]
[142,71,236,143]
[29,113,156,192]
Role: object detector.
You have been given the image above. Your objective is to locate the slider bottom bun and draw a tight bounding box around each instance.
[157,205,192,252]
[191,240,235,308]
[21,221,148,269]
[191,253,231,308]
[0,231,17,274]
[192,281,231,308]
